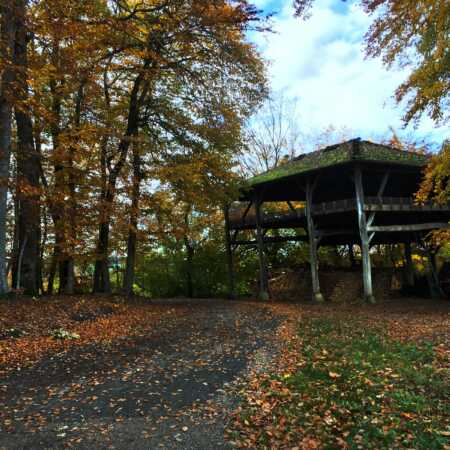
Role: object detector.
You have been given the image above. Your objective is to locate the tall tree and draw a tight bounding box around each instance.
[12,0,41,295]
[92,0,266,293]
[0,1,17,294]
[122,143,143,296]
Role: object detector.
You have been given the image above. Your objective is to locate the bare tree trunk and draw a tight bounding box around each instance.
[122,146,142,296]
[12,0,41,295]
[0,1,16,294]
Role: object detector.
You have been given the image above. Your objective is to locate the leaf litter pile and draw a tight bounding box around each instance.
[228,299,450,450]
[0,295,181,375]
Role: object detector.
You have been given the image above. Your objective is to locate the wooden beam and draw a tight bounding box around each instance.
[368,222,450,232]
[367,171,390,227]
[354,166,375,303]
[316,228,354,238]
[287,201,296,212]
[255,194,269,300]
[241,201,253,220]
[404,242,414,288]
[223,205,236,299]
[232,235,308,246]
[306,177,324,302]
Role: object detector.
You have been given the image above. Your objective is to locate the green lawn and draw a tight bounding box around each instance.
[230,318,450,449]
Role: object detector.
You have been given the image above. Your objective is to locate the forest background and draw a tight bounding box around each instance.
[0,0,448,298]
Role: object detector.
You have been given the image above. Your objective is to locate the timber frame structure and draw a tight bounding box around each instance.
[225,139,450,302]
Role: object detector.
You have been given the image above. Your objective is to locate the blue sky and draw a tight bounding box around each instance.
[248,0,448,146]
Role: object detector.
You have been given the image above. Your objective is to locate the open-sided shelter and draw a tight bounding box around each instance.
[225,139,450,302]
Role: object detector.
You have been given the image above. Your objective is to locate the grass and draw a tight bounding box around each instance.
[232,317,450,449]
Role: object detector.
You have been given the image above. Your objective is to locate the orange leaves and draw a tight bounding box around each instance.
[0,295,176,376]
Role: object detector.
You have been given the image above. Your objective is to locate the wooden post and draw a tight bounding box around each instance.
[255,194,269,300]
[348,244,356,268]
[404,242,415,288]
[354,167,375,303]
[223,204,236,299]
[305,179,323,302]
[425,248,443,299]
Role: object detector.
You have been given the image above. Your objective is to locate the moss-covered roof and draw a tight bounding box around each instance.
[246,139,429,187]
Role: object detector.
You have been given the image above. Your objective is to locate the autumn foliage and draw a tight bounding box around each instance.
[0,0,268,296]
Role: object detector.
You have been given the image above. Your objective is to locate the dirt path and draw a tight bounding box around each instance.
[0,300,284,450]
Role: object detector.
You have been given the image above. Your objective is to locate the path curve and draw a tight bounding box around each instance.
[0,300,284,450]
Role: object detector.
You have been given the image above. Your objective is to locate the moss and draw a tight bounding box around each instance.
[246,140,429,188]
[357,142,428,165]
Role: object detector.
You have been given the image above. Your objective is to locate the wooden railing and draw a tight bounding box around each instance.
[228,197,450,230]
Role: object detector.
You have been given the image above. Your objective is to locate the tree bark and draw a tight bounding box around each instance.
[60,82,84,295]
[12,0,41,295]
[184,236,194,298]
[0,0,16,294]
[122,145,142,296]
[93,73,145,293]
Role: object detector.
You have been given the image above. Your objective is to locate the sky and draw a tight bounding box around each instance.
[248,0,448,147]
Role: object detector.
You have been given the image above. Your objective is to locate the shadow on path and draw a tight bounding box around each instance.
[0,300,283,450]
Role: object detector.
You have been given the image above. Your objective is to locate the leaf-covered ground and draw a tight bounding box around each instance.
[0,296,283,449]
[229,300,450,450]
[0,296,449,449]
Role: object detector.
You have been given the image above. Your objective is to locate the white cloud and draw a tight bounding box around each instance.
[250,0,448,144]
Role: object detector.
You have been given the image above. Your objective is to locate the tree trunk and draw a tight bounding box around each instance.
[47,248,57,295]
[184,237,194,298]
[60,81,84,295]
[122,146,142,296]
[12,0,41,295]
[93,73,144,293]
[0,1,16,294]
[93,220,111,293]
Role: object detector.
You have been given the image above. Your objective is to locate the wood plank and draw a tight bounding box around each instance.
[232,235,308,246]
[368,222,450,232]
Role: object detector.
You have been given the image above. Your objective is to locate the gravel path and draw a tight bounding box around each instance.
[0,300,284,450]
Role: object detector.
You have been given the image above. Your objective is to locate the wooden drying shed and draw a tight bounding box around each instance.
[225,138,450,302]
